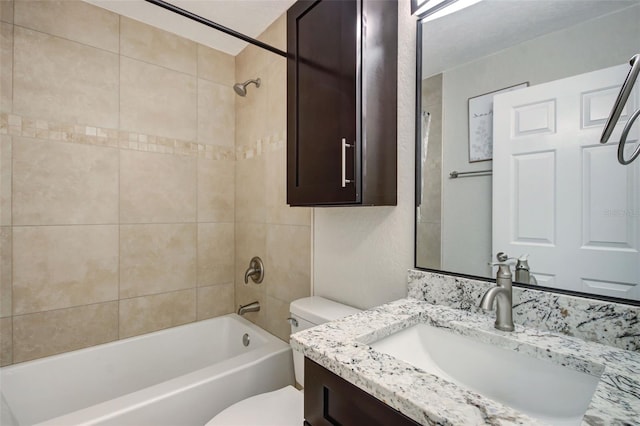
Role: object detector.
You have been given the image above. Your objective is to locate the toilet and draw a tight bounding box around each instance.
[206,296,360,426]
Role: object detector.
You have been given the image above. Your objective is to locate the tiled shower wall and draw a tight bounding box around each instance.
[233,16,312,342]
[0,0,237,365]
[416,74,443,269]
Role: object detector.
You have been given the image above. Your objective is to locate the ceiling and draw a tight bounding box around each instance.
[84,1,640,69]
[421,0,640,77]
[85,0,296,56]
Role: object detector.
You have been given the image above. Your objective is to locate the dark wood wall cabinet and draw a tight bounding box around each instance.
[286,0,398,206]
[304,358,421,426]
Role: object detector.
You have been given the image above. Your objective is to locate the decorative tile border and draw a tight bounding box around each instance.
[235,131,286,160]
[0,113,287,161]
[0,113,235,160]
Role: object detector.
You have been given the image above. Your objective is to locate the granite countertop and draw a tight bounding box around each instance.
[290,298,640,425]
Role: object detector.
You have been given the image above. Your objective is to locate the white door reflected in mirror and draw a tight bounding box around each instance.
[492,64,640,300]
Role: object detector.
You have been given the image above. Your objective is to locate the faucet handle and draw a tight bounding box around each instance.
[488,261,514,279]
[488,259,516,267]
[496,252,509,262]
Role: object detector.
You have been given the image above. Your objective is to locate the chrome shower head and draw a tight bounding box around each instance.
[233,78,261,97]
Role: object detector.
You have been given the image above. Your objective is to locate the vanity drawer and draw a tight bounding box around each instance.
[304,358,420,426]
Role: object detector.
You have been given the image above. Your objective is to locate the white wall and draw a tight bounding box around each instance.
[441,5,640,278]
[312,0,416,310]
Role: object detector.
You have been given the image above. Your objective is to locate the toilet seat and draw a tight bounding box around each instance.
[205,385,303,426]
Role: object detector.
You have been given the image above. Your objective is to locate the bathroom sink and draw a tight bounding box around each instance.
[370,324,601,426]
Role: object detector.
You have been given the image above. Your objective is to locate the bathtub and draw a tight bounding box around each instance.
[0,314,294,426]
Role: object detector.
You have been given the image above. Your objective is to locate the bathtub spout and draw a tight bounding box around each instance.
[238,301,260,315]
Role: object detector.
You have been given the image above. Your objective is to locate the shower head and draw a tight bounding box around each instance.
[233,78,261,97]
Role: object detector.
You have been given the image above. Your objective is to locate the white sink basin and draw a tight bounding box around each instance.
[370,324,601,426]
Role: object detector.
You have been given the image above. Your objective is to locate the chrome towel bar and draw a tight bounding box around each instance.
[449,169,492,179]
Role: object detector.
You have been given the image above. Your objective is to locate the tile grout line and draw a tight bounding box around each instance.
[11,287,202,320]
[117,13,121,341]
[195,45,200,322]
[9,8,14,365]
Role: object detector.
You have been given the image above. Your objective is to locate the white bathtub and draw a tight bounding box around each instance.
[0,314,294,426]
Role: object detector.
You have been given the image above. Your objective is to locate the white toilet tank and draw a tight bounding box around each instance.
[289,297,360,387]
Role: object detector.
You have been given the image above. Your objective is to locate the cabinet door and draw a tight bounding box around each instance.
[287,0,359,206]
[304,358,421,426]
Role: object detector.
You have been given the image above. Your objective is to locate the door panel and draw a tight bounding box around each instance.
[493,64,640,300]
[287,0,358,205]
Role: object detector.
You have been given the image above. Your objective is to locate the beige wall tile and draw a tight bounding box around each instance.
[198,44,235,86]
[197,158,234,223]
[197,284,234,320]
[120,57,197,141]
[13,302,118,363]
[197,223,234,287]
[266,225,311,303]
[119,289,196,339]
[13,137,118,225]
[0,317,12,366]
[13,26,119,128]
[264,295,292,342]
[120,17,196,75]
[416,222,441,270]
[234,79,267,147]
[259,15,286,52]
[0,135,10,226]
[0,227,10,318]
[120,150,196,223]
[265,148,311,226]
[12,225,119,315]
[198,223,235,287]
[14,0,118,52]
[235,16,284,85]
[0,22,12,113]
[197,79,235,147]
[0,0,13,24]
[120,224,196,298]
[235,223,266,289]
[236,157,266,223]
[235,45,269,88]
[265,57,286,139]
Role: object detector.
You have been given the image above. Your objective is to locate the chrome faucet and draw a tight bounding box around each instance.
[237,301,260,316]
[480,262,515,332]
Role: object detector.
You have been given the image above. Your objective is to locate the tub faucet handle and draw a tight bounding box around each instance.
[244,257,264,284]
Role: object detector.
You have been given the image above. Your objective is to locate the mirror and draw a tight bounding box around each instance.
[415,0,640,304]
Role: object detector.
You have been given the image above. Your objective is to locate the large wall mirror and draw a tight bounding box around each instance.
[415,0,640,304]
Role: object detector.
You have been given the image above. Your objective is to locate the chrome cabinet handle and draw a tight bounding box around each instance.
[341,138,354,188]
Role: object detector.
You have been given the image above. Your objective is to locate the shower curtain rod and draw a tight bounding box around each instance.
[144,0,288,58]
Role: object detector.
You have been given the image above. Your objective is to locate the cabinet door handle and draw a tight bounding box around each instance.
[341,138,354,188]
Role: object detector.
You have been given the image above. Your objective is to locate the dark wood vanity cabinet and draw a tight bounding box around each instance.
[286,0,398,206]
[304,358,421,426]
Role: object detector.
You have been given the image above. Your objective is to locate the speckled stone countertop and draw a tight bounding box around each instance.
[290,298,640,425]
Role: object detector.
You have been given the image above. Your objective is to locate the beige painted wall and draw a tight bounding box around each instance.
[233,16,312,342]
[0,0,237,365]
